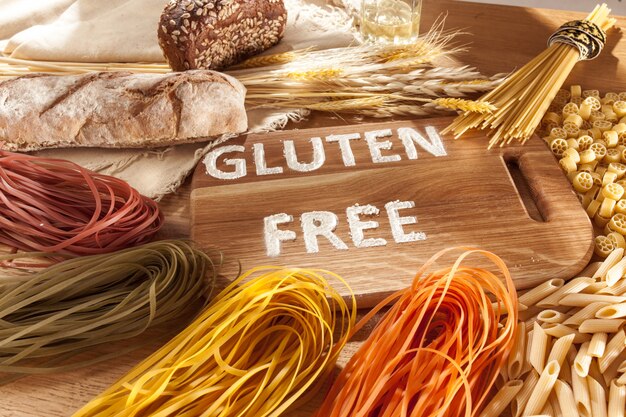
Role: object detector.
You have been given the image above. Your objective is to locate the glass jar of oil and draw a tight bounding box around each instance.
[360,0,422,44]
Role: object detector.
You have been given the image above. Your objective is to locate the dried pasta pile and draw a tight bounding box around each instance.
[73,267,356,417]
[480,254,626,417]
[0,151,162,257]
[444,4,616,148]
[545,87,626,258]
[0,240,215,382]
[314,249,518,417]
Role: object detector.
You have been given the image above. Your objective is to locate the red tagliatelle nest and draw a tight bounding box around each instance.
[0,151,163,256]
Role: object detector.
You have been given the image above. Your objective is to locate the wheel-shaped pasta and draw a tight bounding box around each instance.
[607,231,626,250]
[591,111,607,123]
[573,172,594,193]
[563,102,580,117]
[564,122,580,138]
[615,199,626,214]
[594,119,614,132]
[602,92,620,105]
[614,101,626,118]
[563,148,581,163]
[609,213,626,234]
[603,130,619,147]
[608,162,626,178]
[600,198,617,218]
[578,135,594,151]
[605,148,622,164]
[550,138,569,157]
[560,156,578,174]
[603,183,625,200]
[595,235,616,258]
[591,142,608,160]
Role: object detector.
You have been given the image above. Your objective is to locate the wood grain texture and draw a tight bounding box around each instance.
[1,0,620,415]
[190,117,593,306]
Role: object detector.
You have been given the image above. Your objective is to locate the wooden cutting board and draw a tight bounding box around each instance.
[190,117,594,307]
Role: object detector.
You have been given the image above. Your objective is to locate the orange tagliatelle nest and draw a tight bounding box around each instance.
[315,248,519,417]
[0,151,162,257]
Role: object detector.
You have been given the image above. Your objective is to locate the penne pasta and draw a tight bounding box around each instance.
[599,330,626,373]
[520,306,546,322]
[543,323,591,344]
[513,370,540,417]
[559,293,626,307]
[560,355,573,382]
[523,361,560,417]
[589,332,609,357]
[571,364,592,417]
[509,322,527,379]
[564,302,611,326]
[555,380,578,417]
[589,359,609,392]
[606,257,626,286]
[581,261,603,278]
[520,279,565,308]
[575,342,593,377]
[597,302,626,319]
[522,328,535,376]
[579,319,625,334]
[583,281,610,294]
[548,391,561,417]
[547,334,575,370]
[603,350,626,387]
[538,278,596,308]
[478,380,523,417]
[538,310,570,324]
[608,380,625,417]
[598,278,626,296]
[594,248,625,280]
[531,322,550,373]
[588,376,608,417]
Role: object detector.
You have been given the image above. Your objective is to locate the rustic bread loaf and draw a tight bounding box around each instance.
[158,0,287,71]
[0,70,248,151]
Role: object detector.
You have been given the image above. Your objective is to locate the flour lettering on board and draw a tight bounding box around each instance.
[263,200,426,257]
[202,125,443,258]
[203,126,447,180]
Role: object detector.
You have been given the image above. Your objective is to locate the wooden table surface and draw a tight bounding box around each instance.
[3,1,626,416]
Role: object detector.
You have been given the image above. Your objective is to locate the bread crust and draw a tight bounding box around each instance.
[158,0,287,71]
[0,70,248,151]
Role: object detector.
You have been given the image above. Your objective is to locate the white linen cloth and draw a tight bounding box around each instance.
[0,0,356,198]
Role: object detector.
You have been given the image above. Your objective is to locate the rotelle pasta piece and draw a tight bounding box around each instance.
[73,266,356,417]
[0,151,162,256]
[0,240,215,381]
[314,248,518,417]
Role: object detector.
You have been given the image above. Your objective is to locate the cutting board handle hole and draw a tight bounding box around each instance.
[505,158,546,223]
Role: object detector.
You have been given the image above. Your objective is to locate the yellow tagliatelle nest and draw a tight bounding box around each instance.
[73,266,356,417]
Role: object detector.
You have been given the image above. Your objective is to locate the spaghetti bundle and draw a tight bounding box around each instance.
[0,151,162,256]
[314,249,519,417]
[443,4,616,148]
[0,240,215,380]
[73,267,356,417]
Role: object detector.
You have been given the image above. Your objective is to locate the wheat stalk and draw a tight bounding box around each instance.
[0,19,501,118]
[232,50,304,69]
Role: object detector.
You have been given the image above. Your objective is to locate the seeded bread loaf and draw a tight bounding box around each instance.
[0,70,248,152]
[158,0,287,71]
